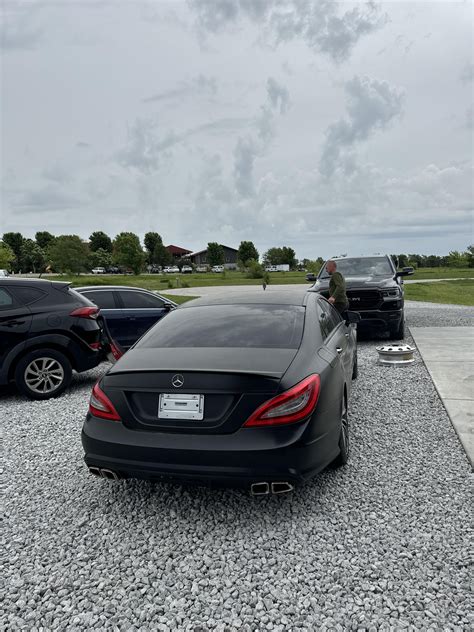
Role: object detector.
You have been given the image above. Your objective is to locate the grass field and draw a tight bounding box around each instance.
[404,279,474,306]
[55,267,473,292]
[164,282,474,307]
[60,271,310,290]
[161,294,198,305]
[405,267,473,280]
[46,271,474,306]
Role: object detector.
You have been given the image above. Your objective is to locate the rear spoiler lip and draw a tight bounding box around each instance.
[106,368,284,379]
[52,281,72,290]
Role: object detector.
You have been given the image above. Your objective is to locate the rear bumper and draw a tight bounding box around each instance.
[82,415,340,486]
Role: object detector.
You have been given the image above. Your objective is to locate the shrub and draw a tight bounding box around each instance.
[245,259,265,279]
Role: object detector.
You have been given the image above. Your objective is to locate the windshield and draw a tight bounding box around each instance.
[137,304,305,349]
[319,257,393,279]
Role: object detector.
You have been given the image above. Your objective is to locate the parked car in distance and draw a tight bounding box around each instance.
[91,267,106,274]
[211,265,224,273]
[163,266,180,274]
[105,266,121,274]
[266,264,290,272]
[82,290,359,493]
[181,265,193,274]
[306,272,316,282]
[75,285,176,350]
[195,265,208,273]
[0,269,10,277]
[0,278,103,399]
[308,255,414,339]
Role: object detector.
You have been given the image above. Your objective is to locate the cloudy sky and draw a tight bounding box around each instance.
[1,0,473,259]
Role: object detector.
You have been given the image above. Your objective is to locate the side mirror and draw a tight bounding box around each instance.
[163,302,174,311]
[345,311,361,324]
[396,267,414,277]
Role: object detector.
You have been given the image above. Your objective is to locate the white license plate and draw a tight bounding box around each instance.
[158,393,205,420]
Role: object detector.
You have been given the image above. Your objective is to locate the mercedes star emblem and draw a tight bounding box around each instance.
[172,374,184,388]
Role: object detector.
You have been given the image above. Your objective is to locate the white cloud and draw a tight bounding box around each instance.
[460,63,474,83]
[189,0,387,63]
[266,77,290,114]
[233,77,291,196]
[320,76,405,177]
[233,137,257,197]
[0,2,43,51]
[142,74,217,103]
[1,1,472,256]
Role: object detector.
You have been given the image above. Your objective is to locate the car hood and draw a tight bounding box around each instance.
[108,347,298,378]
[310,275,398,291]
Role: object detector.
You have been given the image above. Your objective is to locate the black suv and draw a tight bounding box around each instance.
[308,255,414,339]
[0,278,103,399]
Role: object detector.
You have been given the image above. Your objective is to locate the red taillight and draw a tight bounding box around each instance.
[89,382,121,421]
[243,374,320,427]
[110,343,123,361]
[70,306,100,319]
[89,342,101,350]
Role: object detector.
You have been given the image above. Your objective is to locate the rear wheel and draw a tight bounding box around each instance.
[15,349,72,400]
[331,398,349,468]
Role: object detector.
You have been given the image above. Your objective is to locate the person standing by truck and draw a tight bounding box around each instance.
[326,260,349,315]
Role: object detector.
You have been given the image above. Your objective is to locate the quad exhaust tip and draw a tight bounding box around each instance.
[271,481,294,495]
[88,466,121,480]
[250,481,294,496]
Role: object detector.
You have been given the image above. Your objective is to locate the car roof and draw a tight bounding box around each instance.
[0,277,70,289]
[329,254,390,261]
[75,285,155,292]
[180,289,313,308]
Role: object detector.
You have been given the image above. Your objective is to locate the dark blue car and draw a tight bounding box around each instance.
[75,286,176,350]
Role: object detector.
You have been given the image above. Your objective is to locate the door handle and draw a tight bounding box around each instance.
[128,317,137,321]
[336,347,343,354]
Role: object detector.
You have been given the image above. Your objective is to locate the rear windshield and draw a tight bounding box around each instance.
[319,257,393,278]
[137,304,305,349]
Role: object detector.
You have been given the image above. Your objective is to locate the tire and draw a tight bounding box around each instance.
[390,317,405,340]
[14,349,72,400]
[352,350,358,380]
[331,397,349,468]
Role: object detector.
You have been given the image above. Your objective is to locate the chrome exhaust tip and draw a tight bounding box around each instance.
[100,468,120,481]
[250,482,270,496]
[88,466,102,478]
[271,481,294,495]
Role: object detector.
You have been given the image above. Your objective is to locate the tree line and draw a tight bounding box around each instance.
[0,231,297,275]
[391,250,473,269]
[0,230,472,274]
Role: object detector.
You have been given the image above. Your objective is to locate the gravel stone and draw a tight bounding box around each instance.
[2,303,473,630]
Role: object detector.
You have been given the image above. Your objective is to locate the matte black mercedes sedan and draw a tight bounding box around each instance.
[82,290,359,494]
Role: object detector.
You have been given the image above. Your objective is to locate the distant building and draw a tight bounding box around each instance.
[166,245,193,258]
[189,245,238,270]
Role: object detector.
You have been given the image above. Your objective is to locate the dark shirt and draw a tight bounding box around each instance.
[329,271,348,308]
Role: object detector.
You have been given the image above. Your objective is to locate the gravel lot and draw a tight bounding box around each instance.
[2,304,473,631]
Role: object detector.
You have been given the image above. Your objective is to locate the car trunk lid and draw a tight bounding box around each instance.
[102,347,298,434]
